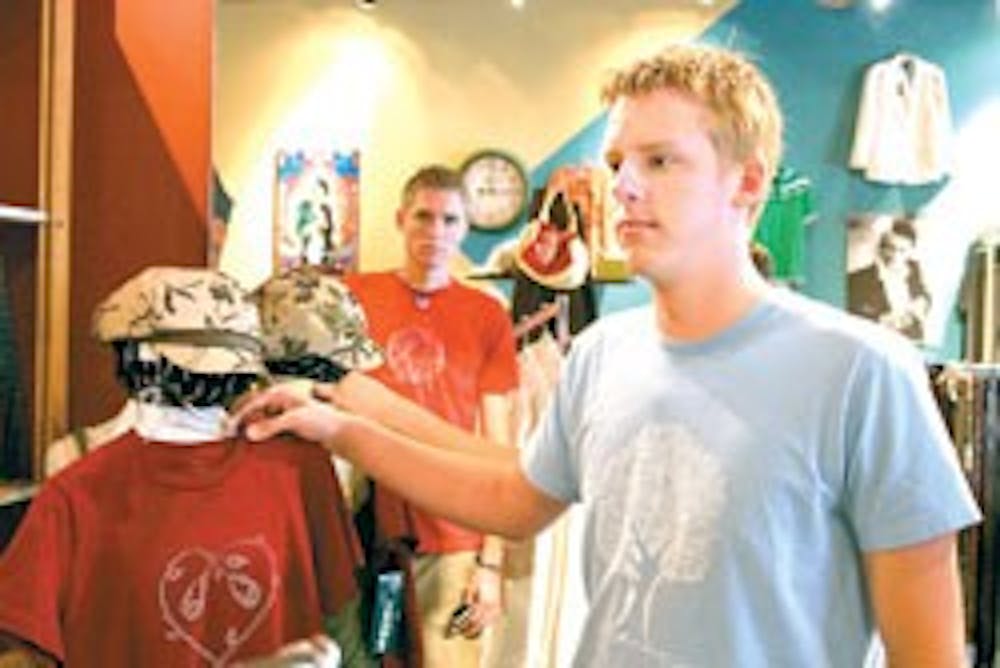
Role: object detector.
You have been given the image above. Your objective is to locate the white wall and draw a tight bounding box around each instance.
[213,0,734,288]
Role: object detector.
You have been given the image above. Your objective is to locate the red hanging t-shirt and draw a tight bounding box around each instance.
[0,431,362,666]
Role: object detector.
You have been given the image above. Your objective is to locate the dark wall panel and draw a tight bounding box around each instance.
[0,0,41,208]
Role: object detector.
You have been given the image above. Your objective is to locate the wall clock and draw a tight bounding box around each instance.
[459,149,529,230]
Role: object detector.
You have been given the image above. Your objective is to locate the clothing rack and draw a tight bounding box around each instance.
[512,294,571,349]
[513,301,560,340]
[976,237,998,363]
[931,363,1000,667]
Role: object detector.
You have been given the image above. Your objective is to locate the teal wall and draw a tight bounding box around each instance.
[465,0,1000,359]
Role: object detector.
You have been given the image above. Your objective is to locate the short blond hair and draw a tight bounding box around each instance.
[602,43,783,186]
[400,164,464,208]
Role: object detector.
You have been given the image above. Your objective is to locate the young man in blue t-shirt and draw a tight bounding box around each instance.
[236,43,979,667]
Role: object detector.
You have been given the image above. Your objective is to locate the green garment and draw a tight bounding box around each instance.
[754,166,817,284]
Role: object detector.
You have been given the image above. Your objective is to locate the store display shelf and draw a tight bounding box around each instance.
[0,480,39,507]
[0,203,47,225]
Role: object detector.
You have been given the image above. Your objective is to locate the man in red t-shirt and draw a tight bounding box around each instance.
[342,165,518,667]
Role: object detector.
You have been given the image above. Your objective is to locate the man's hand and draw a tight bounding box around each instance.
[455,564,504,639]
[229,380,312,423]
[311,381,346,408]
[228,382,355,451]
[879,309,920,332]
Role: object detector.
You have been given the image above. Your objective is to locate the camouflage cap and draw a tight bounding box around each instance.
[253,266,383,371]
[92,267,266,375]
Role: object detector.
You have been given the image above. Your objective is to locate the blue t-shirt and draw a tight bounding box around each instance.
[521,288,980,667]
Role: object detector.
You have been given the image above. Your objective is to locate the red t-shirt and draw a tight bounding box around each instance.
[342,272,518,553]
[0,431,362,666]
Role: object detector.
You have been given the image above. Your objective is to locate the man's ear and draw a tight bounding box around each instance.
[395,208,405,230]
[733,152,769,209]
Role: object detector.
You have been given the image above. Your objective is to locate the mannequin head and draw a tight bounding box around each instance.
[94,267,266,408]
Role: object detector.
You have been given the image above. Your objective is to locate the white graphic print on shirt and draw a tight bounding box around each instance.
[593,423,726,654]
[158,535,280,667]
[385,325,466,420]
[385,325,446,387]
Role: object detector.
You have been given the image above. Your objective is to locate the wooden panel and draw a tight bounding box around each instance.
[34,0,75,474]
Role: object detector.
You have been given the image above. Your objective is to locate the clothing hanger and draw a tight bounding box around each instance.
[888,48,920,73]
[513,300,561,342]
[512,294,573,353]
[554,293,571,351]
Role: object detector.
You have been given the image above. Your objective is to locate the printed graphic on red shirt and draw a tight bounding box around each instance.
[385,325,468,423]
[385,326,446,387]
[159,535,279,667]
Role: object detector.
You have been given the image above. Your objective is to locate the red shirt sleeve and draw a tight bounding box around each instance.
[0,486,72,662]
[293,438,364,617]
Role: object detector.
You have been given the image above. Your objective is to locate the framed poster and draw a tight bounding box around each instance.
[273,149,360,274]
[846,213,932,342]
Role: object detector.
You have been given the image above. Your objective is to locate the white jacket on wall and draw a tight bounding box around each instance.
[849,53,955,185]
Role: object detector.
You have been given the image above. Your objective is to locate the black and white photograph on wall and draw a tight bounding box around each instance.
[846,213,932,343]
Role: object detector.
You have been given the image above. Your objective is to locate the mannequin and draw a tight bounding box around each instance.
[44,399,138,477]
[0,267,369,667]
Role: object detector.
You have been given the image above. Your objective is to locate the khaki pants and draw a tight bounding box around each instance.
[413,551,481,667]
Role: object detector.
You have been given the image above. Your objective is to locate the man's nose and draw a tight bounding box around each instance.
[611,161,642,205]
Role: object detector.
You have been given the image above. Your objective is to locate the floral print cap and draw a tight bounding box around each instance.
[253,266,383,372]
[92,267,265,375]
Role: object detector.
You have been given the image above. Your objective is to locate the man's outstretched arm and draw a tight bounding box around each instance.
[232,385,566,541]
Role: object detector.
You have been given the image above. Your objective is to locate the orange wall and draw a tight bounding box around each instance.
[70,0,213,425]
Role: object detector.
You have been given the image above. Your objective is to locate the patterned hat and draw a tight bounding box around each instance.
[253,266,383,371]
[92,267,266,375]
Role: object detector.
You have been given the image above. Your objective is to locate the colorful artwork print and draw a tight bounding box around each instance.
[274,150,360,274]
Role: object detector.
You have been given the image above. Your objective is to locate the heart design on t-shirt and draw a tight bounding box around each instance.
[385,326,446,387]
[158,535,279,666]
